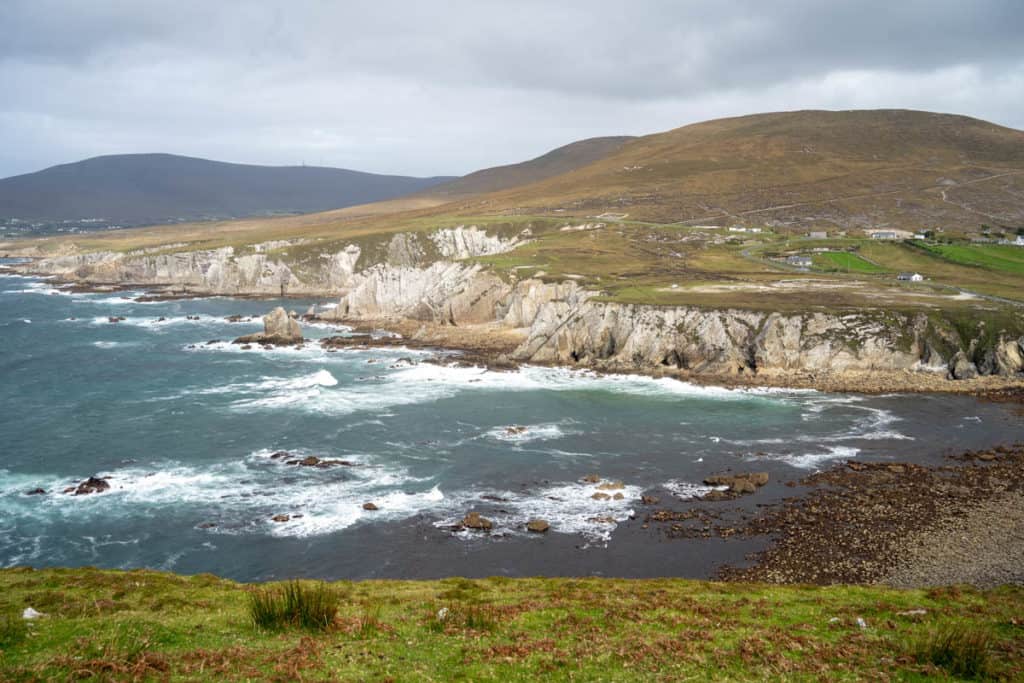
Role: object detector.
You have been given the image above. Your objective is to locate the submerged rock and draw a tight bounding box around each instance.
[25,488,47,496]
[271,514,291,523]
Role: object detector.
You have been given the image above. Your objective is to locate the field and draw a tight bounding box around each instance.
[813,251,889,274]
[1,568,1023,681]
[921,243,1024,275]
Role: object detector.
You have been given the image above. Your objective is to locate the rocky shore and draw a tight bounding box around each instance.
[702,443,1024,587]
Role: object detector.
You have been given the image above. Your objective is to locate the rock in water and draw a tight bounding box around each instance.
[233,306,303,346]
[462,512,493,530]
[362,502,379,511]
[264,307,303,342]
[70,477,110,496]
[526,519,550,533]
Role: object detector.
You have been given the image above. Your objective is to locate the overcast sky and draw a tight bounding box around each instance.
[2,0,1022,178]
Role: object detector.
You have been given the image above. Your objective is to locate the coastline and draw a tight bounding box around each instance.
[5,259,1024,396]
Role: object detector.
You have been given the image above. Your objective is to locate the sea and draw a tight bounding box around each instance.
[2,259,1023,581]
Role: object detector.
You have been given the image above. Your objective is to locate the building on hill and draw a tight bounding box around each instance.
[897,272,924,282]
[807,231,828,239]
[786,255,813,268]
[868,231,897,240]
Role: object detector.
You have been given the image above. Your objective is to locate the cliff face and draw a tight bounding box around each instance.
[19,225,1024,381]
[512,290,1024,378]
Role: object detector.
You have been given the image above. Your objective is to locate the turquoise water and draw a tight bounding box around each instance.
[2,262,1023,580]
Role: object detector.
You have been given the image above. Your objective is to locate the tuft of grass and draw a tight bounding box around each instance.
[0,608,28,649]
[358,600,385,637]
[248,580,339,632]
[909,624,994,679]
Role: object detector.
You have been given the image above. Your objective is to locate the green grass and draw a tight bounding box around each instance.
[922,243,1024,275]
[909,625,995,680]
[813,251,889,274]
[2,568,1024,681]
[248,580,340,632]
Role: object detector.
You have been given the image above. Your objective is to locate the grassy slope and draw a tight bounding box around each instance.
[477,109,1024,229]
[2,568,1023,681]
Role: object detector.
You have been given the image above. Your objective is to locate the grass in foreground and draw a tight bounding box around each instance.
[1,568,1023,681]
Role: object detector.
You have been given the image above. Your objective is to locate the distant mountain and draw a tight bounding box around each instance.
[423,136,635,198]
[0,153,454,229]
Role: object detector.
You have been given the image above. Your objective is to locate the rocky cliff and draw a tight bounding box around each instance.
[16,225,1024,382]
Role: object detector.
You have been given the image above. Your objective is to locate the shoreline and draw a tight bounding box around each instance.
[707,443,1024,587]
[5,262,1024,397]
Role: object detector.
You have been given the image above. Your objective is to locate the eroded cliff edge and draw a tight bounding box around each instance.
[11,225,1024,388]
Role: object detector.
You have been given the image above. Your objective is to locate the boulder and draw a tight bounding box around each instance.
[994,339,1024,376]
[504,425,528,436]
[730,479,757,494]
[271,514,291,523]
[362,502,379,511]
[582,474,601,484]
[745,472,770,487]
[462,512,492,530]
[591,492,612,501]
[70,477,110,496]
[596,480,625,491]
[703,472,769,495]
[949,351,978,380]
[25,488,47,496]
[233,307,303,345]
[526,519,550,533]
[641,495,660,505]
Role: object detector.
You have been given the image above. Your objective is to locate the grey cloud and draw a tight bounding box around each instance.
[1,0,1022,178]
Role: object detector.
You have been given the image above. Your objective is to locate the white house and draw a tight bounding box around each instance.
[897,272,924,282]
[807,231,828,239]
[1016,235,1024,246]
[786,255,813,268]
[869,231,898,240]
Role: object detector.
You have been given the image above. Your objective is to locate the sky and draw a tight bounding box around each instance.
[2,0,1023,179]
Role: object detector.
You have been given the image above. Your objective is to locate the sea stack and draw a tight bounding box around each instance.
[233,306,303,346]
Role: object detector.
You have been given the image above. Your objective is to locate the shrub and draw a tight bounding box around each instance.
[910,625,993,680]
[0,609,28,649]
[248,581,339,632]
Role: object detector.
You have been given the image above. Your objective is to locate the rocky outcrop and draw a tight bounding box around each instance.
[234,307,303,345]
[512,289,944,375]
[18,223,1024,383]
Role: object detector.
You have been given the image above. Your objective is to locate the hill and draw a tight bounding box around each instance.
[0,153,454,232]
[481,109,1024,231]
[424,135,634,198]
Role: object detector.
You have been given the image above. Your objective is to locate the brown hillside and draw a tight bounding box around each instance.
[482,109,1024,231]
[424,136,635,198]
